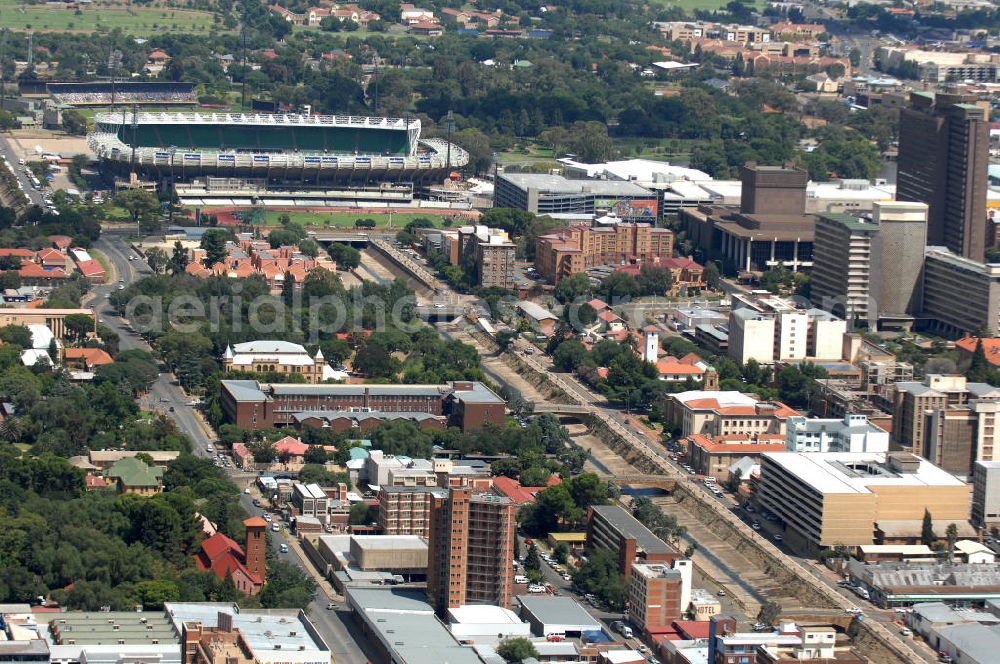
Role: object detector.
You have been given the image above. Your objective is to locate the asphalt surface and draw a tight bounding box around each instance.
[0,134,45,207]
[236,491,370,664]
[93,233,215,454]
[99,231,369,664]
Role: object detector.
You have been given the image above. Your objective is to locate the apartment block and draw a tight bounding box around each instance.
[427,487,515,615]
[586,505,679,576]
[921,247,1000,337]
[891,375,1000,462]
[785,414,890,454]
[757,452,969,550]
[924,398,1000,475]
[972,460,1000,530]
[535,220,673,283]
[897,89,989,261]
[628,560,692,634]
[378,486,447,539]
[436,225,518,289]
[727,291,847,365]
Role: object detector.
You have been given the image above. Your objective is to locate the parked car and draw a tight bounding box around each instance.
[900,628,912,637]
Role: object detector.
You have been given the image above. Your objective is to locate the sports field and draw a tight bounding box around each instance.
[0,3,221,35]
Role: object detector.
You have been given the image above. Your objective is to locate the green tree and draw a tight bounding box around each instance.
[599,272,639,302]
[553,541,570,564]
[115,189,160,233]
[145,247,167,274]
[0,325,32,347]
[524,544,541,572]
[328,243,361,270]
[496,330,518,352]
[553,273,593,304]
[61,109,89,135]
[946,522,958,561]
[757,600,782,627]
[200,230,230,268]
[281,271,295,307]
[167,241,189,276]
[303,445,327,464]
[704,262,722,289]
[921,509,935,546]
[553,339,587,371]
[968,338,992,383]
[63,313,94,342]
[637,265,673,296]
[496,637,539,663]
[353,340,399,378]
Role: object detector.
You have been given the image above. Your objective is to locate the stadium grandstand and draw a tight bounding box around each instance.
[19,81,196,107]
[88,111,469,188]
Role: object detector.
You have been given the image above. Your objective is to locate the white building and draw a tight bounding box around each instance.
[223,340,346,383]
[786,414,890,453]
[728,291,847,365]
[446,605,531,644]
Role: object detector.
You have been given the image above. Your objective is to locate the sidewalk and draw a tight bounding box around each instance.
[280,531,339,601]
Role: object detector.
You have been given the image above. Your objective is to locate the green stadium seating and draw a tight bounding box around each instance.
[120,121,410,155]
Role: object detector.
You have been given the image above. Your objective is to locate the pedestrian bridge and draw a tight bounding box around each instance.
[531,402,594,415]
[595,474,678,490]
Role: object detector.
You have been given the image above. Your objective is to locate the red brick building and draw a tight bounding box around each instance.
[427,487,515,615]
[220,380,505,432]
[194,517,267,595]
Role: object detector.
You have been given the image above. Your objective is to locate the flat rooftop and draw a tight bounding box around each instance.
[499,172,652,197]
[347,589,483,664]
[164,603,328,656]
[761,452,965,495]
[516,596,602,630]
[42,612,178,646]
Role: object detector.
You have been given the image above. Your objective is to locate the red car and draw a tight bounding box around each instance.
[525,538,534,545]
[547,635,565,642]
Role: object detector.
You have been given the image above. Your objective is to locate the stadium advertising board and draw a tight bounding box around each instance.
[219,154,235,162]
[253,155,269,163]
[184,153,201,161]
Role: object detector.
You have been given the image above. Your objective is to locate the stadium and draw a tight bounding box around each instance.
[20,81,197,107]
[87,111,469,190]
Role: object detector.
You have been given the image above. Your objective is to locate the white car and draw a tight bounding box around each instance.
[527,584,546,593]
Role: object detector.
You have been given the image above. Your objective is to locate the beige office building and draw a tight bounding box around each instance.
[757,452,969,551]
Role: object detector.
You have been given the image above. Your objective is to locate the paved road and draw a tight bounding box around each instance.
[93,233,214,456]
[100,231,368,663]
[237,491,370,664]
[0,133,44,207]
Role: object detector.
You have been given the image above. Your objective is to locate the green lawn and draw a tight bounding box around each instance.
[264,210,454,228]
[0,3,223,35]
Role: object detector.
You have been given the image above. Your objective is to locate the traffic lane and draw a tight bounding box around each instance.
[0,135,43,206]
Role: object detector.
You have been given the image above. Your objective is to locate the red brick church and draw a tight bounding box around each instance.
[194,517,268,595]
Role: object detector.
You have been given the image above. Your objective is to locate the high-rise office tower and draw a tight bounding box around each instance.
[811,201,928,326]
[427,487,515,614]
[897,89,989,262]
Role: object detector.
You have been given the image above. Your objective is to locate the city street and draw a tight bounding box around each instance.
[93,233,215,455]
[0,134,44,207]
